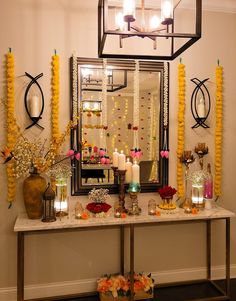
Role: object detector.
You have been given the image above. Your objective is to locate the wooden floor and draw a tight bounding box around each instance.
[47,279,236,301]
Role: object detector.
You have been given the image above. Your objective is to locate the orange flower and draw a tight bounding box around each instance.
[191,208,198,215]
[81,212,89,220]
[155,211,161,216]
[121,212,127,218]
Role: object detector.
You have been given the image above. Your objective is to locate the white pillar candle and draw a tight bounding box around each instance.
[112,148,119,168]
[118,150,126,170]
[197,98,205,118]
[125,158,132,183]
[132,160,140,184]
[29,95,41,117]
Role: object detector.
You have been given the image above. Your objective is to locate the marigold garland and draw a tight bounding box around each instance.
[214,63,223,197]
[6,50,18,203]
[51,52,60,152]
[176,62,186,198]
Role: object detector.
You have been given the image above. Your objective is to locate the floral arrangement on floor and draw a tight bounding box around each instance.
[97,273,154,299]
[158,185,177,210]
[86,188,111,216]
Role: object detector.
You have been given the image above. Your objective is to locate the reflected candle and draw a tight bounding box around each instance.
[112,148,119,167]
[125,158,132,183]
[132,160,140,184]
[118,150,126,170]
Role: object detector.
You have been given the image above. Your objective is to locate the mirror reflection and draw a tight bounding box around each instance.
[70,58,169,195]
[81,68,160,186]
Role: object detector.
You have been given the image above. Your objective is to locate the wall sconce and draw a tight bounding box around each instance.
[98,0,202,60]
[81,66,127,92]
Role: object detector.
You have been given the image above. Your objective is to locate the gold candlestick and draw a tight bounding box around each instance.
[179,151,195,211]
[194,143,208,170]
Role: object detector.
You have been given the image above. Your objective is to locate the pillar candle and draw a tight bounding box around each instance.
[112,148,119,167]
[132,160,140,184]
[118,150,126,170]
[125,158,132,183]
[29,95,40,117]
[197,98,205,118]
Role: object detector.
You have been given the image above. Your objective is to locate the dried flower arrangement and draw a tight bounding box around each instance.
[86,188,111,214]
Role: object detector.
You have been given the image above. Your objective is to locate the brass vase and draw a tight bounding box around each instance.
[23,168,47,219]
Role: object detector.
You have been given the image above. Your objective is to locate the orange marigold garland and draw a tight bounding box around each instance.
[176,61,186,198]
[51,50,60,152]
[6,49,18,204]
[214,62,223,197]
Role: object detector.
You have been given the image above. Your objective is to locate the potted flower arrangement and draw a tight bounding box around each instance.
[86,188,111,217]
[158,185,177,210]
[97,273,154,301]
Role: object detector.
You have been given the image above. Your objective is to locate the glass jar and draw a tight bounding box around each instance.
[54,178,68,217]
[148,199,156,215]
[191,183,204,208]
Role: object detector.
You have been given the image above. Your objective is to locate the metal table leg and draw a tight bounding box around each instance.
[130,225,134,301]
[207,220,211,280]
[120,225,125,275]
[226,218,230,297]
[17,232,24,301]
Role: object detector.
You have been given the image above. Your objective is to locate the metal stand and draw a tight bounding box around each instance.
[118,170,127,212]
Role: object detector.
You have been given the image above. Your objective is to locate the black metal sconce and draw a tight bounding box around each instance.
[24,72,44,130]
[191,78,211,129]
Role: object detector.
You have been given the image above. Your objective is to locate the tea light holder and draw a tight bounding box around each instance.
[148,199,156,215]
[127,183,141,216]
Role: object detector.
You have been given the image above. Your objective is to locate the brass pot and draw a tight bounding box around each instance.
[23,168,47,219]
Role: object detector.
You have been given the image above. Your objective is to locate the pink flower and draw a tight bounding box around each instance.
[100,157,106,164]
[66,149,80,161]
[93,146,98,153]
[105,158,111,164]
[75,152,80,161]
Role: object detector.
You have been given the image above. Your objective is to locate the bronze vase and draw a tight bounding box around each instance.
[23,168,47,219]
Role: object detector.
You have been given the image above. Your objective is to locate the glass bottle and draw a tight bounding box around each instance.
[204,163,213,199]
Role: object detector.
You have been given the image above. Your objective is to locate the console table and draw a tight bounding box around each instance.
[14,205,234,301]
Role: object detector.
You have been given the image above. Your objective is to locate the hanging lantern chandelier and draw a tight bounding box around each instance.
[98,0,202,60]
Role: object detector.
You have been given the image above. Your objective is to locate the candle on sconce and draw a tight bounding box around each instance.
[132,160,140,184]
[197,97,205,118]
[112,148,119,167]
[29,95,41,117]
[118,150,126,170]
[125,158,132,183]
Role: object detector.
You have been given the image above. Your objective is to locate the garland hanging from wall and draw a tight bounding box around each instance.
[5,49,18,205]
[214,61,223,198]
[133,60,140,148]
[101,59,108,150]
[176,60,186,198]
[51,50,60,153]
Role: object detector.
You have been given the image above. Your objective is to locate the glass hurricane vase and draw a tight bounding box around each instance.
[54,178,68,217]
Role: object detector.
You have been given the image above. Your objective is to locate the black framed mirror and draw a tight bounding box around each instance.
[70,57,169,195]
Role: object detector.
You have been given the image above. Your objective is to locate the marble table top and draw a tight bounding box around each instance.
[14,205,235,232]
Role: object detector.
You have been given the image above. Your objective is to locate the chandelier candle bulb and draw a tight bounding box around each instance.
[29,95,40,117]
[113,148,119,168]
[125,158,132,183]
[197,98,205,118]
[118,150,126,170]
[132,160,140,184]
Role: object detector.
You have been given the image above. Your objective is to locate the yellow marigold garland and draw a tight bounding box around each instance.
[6,50,18,203]
[51,51,60,152]
[214,63,223,197]
[176,62,186,198]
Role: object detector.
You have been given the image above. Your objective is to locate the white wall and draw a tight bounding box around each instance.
[0,1,236,300]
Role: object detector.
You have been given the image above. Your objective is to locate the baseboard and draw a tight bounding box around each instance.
[1,264,236,301]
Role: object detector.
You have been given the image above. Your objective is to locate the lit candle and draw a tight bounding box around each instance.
[125,158,132,183]
[197,97,205,118]
[132,160,140,184]
[118,150,126,170]
[29,95,41,117]
[112,148,119,167]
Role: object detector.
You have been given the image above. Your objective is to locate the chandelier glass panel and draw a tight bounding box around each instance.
[98,0,202,60]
